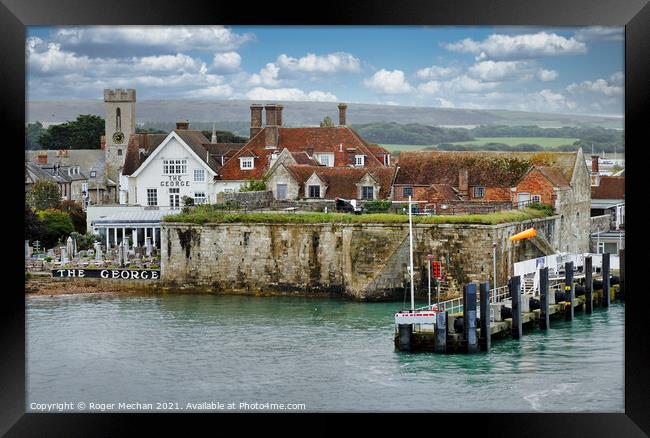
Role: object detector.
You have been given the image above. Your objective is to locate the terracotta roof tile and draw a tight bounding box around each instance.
[592,176,625,199]
[284,165,395,199]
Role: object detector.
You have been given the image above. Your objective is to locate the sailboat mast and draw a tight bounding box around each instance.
[408,196,415,312]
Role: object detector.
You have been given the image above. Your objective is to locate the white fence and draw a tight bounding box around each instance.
[514,252,620,278]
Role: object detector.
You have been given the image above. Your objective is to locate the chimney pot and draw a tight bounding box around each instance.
[265,104,279,127]
[591,155,600,173]
[176,120,189,130]
[458,168,469,199]
[250,104,263,138]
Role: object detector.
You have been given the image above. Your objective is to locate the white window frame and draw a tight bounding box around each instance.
[147,188,158,206]
[355,155,365,167]
[240,157,254,170]
[473,186,485,198]
[194,192,206,205]
[163,159,187,175]
[315,153,334,167]
[532,194,542,203]
[194,169,205,182]
[169,188,180,208]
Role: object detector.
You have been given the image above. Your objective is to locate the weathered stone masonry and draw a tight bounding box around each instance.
[161,216,571,301]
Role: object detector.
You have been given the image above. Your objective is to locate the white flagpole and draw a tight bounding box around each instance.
[409,196,415,312]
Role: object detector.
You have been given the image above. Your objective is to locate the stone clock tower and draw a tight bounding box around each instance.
[104,88,136,202]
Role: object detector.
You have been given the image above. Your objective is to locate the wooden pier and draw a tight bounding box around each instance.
[394,252,624,354]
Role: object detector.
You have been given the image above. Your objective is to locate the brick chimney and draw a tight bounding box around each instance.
[276,104,283,126]
[264,104,280,149]
[176,120,189,130]
[591,155,600,187]
[250,104,263,138]
[458,168,469,199]
[338,103,347,126]
[36,152,48,165]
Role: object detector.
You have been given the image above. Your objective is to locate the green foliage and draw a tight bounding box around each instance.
[363,200,392,213]
[320,116,335,127]
[38,114,104,150]
[25,121,46,150]
[528,202,554,215]
[164,206,549,226]
[37,209,74,248]
[44,256,53,262]
[239,179,266,192]
[200,130,248,143]
[70,231,99,251]
[60,200,86,234]
[136,127,166,134]
[28,180,62,211]
[352,122,473,145]
[25,203,45,242]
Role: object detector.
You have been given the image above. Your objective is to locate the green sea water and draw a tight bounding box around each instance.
[26,294,624,412]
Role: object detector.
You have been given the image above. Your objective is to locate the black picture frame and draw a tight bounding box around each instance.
[3,0,647,434]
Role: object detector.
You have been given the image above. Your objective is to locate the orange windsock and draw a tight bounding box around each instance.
[509,227,537,241]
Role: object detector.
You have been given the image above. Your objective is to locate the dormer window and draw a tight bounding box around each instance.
[355,155,365,167]
[240,157,254,170]
[473,186,485,198]
[315,153,334,167]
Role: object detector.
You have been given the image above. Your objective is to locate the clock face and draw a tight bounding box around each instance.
[113,131,125,144]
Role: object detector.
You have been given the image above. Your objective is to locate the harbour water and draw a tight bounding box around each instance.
[26,294,624,412]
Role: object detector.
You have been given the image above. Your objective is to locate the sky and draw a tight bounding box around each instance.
[26,26,624,116]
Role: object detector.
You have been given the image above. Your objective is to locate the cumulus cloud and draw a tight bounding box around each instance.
[276,52,361,74]
[211,51,241,73]
[415,65,458,80]
[467,60,533,81]
[52,26,254,56]
[363,69,412,94]
[567,77,623,96]
[417,80,441,94]
[537,69,558,81]
[444,32,587,60]
[442,75,499,93]
[245,87,337,101]
[574,26,624,42]
[248,63,281,87]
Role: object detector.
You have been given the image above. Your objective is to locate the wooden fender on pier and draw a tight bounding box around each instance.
[509,227,537,241]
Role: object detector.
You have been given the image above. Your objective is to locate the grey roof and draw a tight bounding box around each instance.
[25,149,116,189]
[25,161,57,184]
[91,208,171,225]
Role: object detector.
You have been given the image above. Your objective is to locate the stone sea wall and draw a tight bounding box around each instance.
[161,216,562,301]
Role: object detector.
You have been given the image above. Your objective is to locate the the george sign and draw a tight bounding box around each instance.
[52,269,160,280]
[160,175,190,187]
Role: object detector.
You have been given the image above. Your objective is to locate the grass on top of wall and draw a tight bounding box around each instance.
[163,205,551,226]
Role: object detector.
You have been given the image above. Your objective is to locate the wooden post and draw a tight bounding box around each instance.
[463,283,478,353]
[539,267,550,329]
[602,253,610,307]
[398,324,412,352]
[510,276,522,339]
[434,311,447,354]
[585,256,593,314]
[618,249,625,301]
[565,261,574,321]
[479,282,491,352]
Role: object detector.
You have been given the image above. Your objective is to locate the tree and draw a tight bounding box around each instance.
[60,200,86,234]
[239,179,266,192]
[28,180,62,211]
[37,209,74,248]
[25,203,45,243]
[200,130,248,143]
[25,121,46,150]
[38,114,105,150]
[320,116,334,127]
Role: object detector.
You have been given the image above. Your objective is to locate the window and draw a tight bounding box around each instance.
[362,186,374,200]
[308,185,320,198]
[90,170,97,178]
[147,189,158,206]
[194,169,205,182]
[276,184,287,200]
[240,157,254,169]
[403,187,413,197]
[355,155,365,167]
[315,154,334,167]
[163,159,187,175]
[117,149,122,156]
[473,186,485,198]
[194,192,206,205]
[169,188,180,208]
[532,194,541,203]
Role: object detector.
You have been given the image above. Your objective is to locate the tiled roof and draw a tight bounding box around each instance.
[217,126,387,181]
[395,151,578,187]
[291,152,319,165]
[283,165,395,199]
[592,176,625,200]
[536,166,570,187]
[122,133,167,175]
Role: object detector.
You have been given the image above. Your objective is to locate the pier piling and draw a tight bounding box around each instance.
[619,249,625,300]
[463,283,478,353]
[565,262,574,321]
[510,276,522,339]
[585,256,593,314]
[539,267,550,329]
[602,253,610,307]
[479,282,491,352]
[398,324,412,352]
[434,312,447,354]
